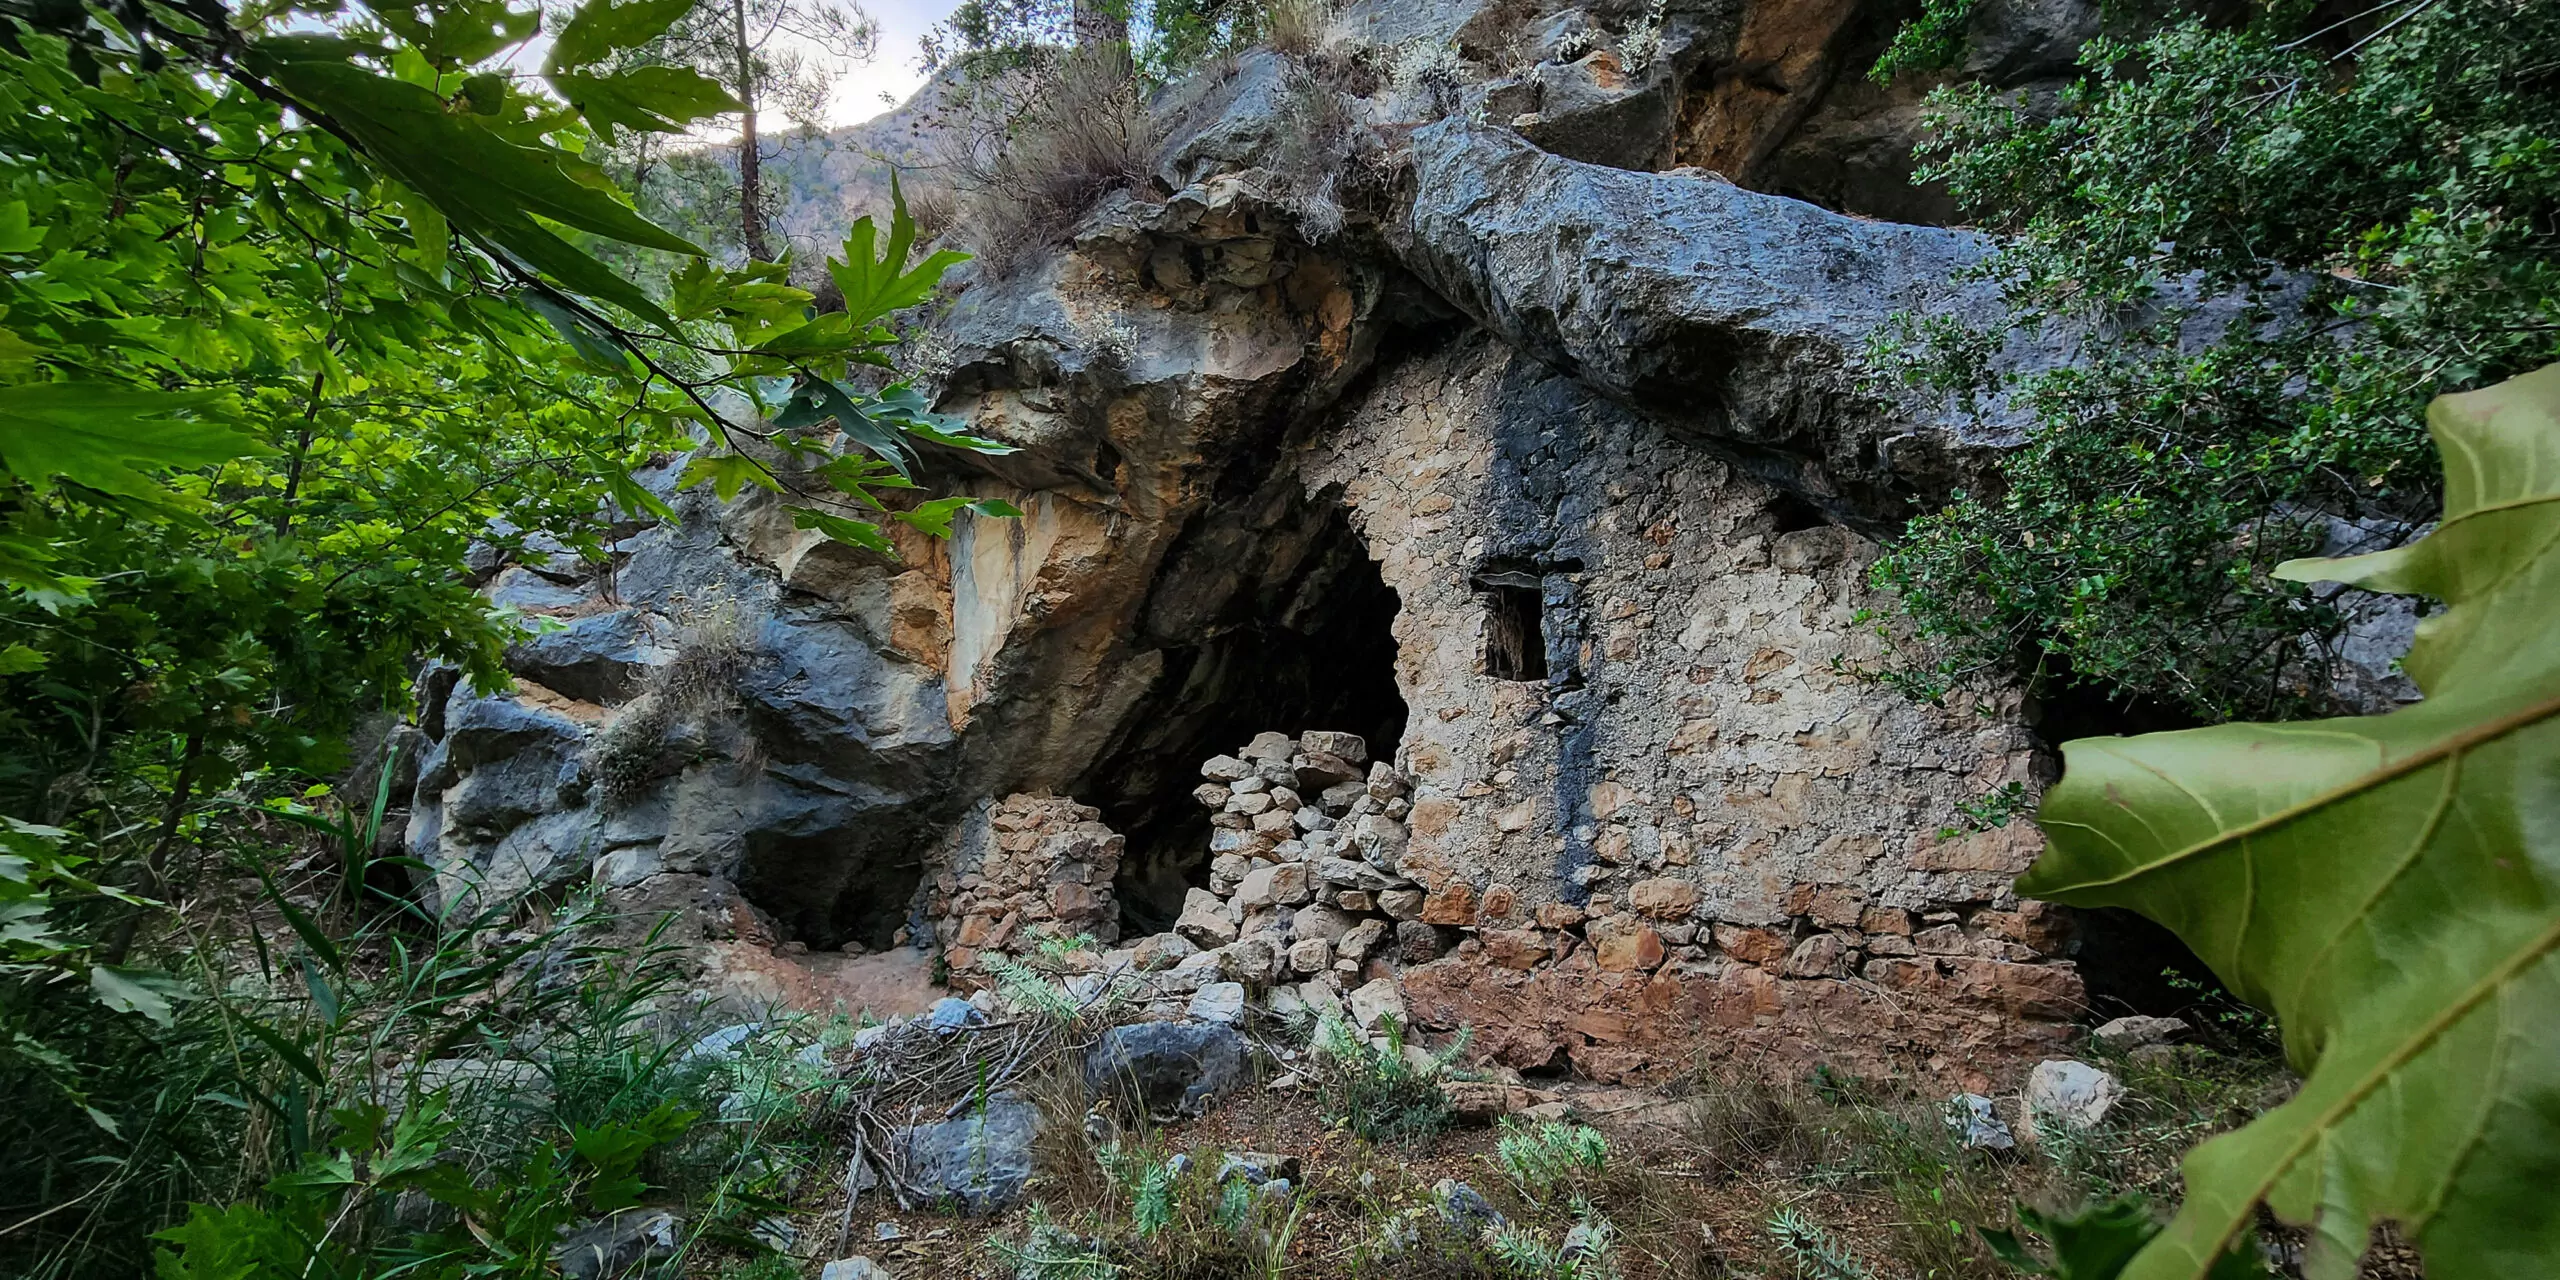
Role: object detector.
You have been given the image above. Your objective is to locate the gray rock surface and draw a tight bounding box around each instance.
[1945,1093,2016,1151]
[1399,121,2035,529]
[1084,1021,1250,1119]
[2091,1015,2188,1052]
[889,1092,1040,1214]
[2023,1059,2124,1137]
[555,1208,682,1280]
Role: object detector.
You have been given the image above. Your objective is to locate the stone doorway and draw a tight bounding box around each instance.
[1076,498,1407,936]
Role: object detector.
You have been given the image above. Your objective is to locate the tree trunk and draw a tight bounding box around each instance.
[98,728,206,966]
[1071,0,1128,50]
[732,0,769,261]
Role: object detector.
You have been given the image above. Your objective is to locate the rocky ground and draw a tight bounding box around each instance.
[612,994,2421,1280]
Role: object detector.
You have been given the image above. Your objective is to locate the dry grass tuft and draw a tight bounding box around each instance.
[1262,0,1335,59]
[593,589,752,804]
[939,49,1161,272]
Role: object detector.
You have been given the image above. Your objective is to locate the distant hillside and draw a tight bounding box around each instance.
[757,72,965,260]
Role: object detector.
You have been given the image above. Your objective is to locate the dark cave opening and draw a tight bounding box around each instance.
[2031,667,2264,1042]
[1078,500,1408,937]
[1763,488,1832,534]
[735,823,928,954]
[2069,906,2275,1049]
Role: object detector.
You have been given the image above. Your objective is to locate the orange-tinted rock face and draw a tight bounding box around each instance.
[1402,950,2084,1089]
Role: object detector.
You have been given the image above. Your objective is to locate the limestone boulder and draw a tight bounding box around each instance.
[1085,1022,1250,1119]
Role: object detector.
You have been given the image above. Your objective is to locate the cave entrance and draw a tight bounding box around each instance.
[1077,499,1407,936]
[735,820,930,954]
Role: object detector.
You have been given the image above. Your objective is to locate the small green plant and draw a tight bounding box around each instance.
[721,1254,805,1280]
[1311,1014,1461,1142]
[1496,1119,1610,1197]
[1937,781,2031,839]
[1767,1206,1881,1280]
[990,954,1086,1021]
[993,1203,1118,1280]
[1616,0,1667,74]
[1487,1212,1621,1280]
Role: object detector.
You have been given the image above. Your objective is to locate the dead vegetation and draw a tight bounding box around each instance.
[929,48,1162,271]
[593,588,753,804]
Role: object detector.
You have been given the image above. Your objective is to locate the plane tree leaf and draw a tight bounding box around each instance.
[255,57,697,326]
[545,0,696,73]
[551,66,740,139]
[2020,360,2560,1280]
[828,174,971,331]
[0,382,270,500]
[362,0,538,70]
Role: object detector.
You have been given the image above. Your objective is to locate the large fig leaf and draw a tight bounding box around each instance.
[2020,360,2560,1280]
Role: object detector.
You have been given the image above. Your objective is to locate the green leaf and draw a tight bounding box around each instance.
[364,0,539,68]
[91,965,190,1026]
[678,452,780,502]
[521,292,634,371]
[866,382,1018,455]
[603,469,676,522]
[775,378,916,477]
[0,201,43,254]
[826,173,971,330]
[546,0,695,73]
[2021,361,2560,1280]
[257,58,698,326]
[551,66,741,138]
[0,382,268,500]
[0,644,44,674]
[787,505,894,554]
[894,496,1022,539]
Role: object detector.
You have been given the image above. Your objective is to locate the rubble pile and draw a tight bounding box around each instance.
[925,730,1450,1027]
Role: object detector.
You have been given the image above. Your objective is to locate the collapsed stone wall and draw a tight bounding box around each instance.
[924,793,1125,970]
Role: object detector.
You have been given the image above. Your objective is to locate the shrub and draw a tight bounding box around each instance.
[941,48,1161,270]
[1496,1120,1610,1197]
[1311,1014,1459,1142]
[1869,0,2560,721]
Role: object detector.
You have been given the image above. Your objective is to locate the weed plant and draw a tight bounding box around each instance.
[1313,1014,1461,1143]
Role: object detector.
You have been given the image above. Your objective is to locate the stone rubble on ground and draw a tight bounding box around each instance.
[913,732,1450,1048]
[2021,1059,2123,1142]
[1944,1092,2015,1151]
[2091,1014,2188,1051]
[820,1258,896,1280]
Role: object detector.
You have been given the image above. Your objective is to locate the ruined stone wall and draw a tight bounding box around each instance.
[1298,334,2085,1084]
[924,793,1126,972]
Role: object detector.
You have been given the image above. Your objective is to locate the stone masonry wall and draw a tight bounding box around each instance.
[1296,334,2087,1086]
[924,793,1126,973]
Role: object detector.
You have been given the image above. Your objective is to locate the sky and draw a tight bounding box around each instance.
[819,0,966,125]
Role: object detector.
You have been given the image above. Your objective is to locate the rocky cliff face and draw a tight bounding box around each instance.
[402,0,2123,1081]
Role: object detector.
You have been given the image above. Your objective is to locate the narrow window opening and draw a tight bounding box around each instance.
[1477,571,1548,682]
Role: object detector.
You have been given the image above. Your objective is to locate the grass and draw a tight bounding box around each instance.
[661,997,2313,1280]
[941,47,1161,272]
